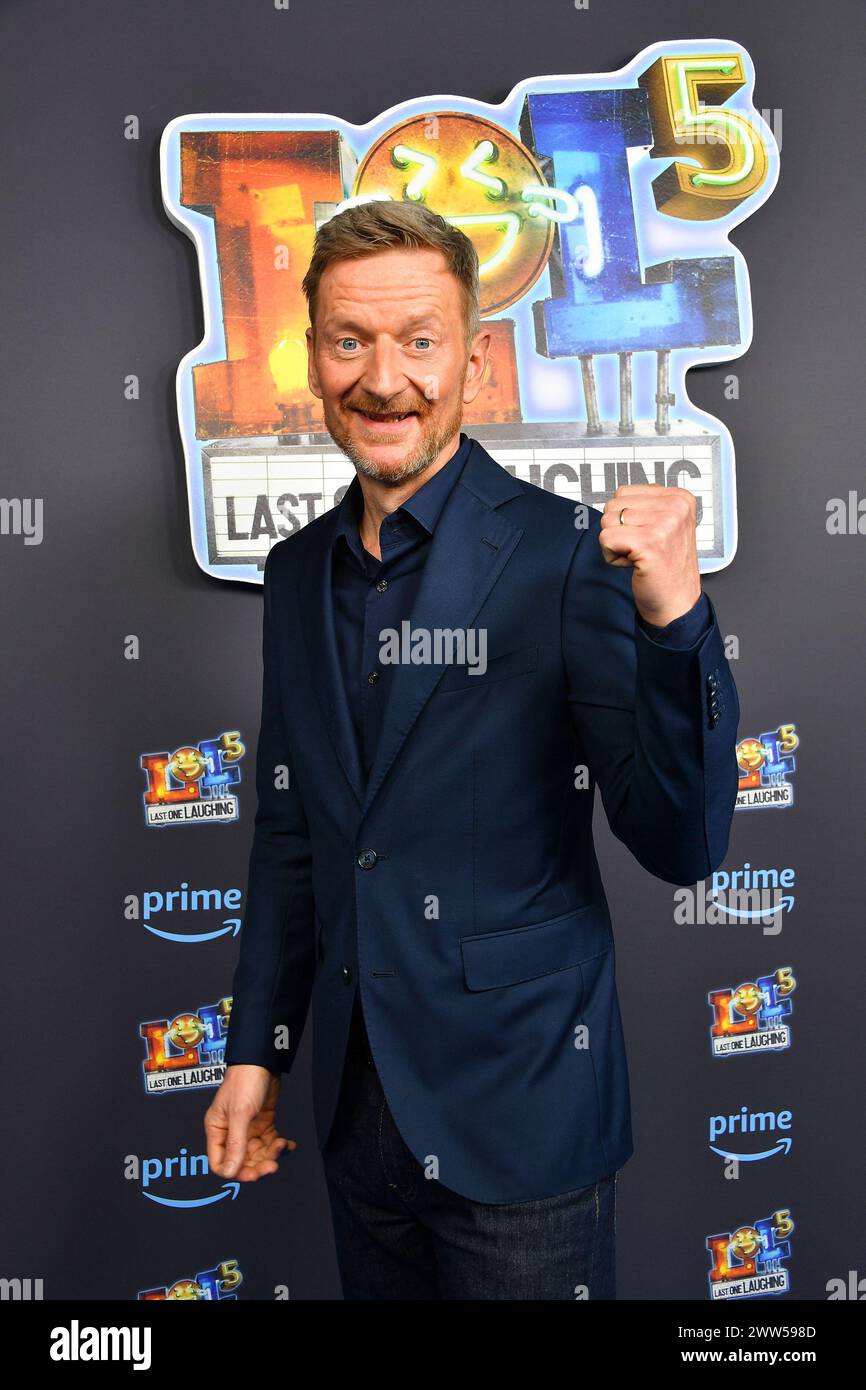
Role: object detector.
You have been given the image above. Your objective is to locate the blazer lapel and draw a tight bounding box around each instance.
[297,498,367,808]
[297,438,525,819]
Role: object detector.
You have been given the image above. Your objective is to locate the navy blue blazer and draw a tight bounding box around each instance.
[224,437,740,1202]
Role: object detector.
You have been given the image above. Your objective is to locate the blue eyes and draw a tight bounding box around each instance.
[338,338,432,351]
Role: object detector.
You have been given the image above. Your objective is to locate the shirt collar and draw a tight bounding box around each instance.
[333,431,472,555]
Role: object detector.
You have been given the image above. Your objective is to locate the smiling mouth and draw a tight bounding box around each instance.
[352,407,419,425]
[350,405,422,430]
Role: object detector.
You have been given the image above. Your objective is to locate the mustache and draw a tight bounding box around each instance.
[346,399,427,415]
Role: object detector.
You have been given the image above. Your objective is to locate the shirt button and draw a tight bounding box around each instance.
[341,965,353,985]
[376,579,388,592]
[367,670,380,685]
[357,849,379,869]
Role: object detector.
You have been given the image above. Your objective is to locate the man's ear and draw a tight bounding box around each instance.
[306,326,322,399]
[462,329,492,406]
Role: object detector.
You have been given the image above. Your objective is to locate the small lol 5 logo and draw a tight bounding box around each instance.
[140,997,231,1094]
[140,730,245,827]
[708,966,796,1057]
[706,1209,794,1300]
[736,722,799,810]
[139,1258,242,1300]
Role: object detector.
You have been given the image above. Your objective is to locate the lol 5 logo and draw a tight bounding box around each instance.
[161,38,778,582]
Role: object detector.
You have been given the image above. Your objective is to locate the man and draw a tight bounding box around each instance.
[205,200,740,1300]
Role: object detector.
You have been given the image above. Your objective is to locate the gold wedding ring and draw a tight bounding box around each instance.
[619,506,627,525]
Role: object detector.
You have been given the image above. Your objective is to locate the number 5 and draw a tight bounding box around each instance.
[639,53,770,219]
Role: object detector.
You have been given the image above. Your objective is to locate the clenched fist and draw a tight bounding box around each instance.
[599,483,703,628]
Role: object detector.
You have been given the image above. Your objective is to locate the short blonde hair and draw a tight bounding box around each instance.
[301,200,481,348]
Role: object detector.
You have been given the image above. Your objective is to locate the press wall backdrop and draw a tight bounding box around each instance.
[2,0,864,1301]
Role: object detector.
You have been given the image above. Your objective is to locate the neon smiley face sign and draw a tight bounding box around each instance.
[352,112,558,315]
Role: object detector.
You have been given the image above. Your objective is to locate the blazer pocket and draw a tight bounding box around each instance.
[460,903,611,991]
[435,643,538,694]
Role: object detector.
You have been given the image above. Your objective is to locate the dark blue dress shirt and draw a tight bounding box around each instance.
[331,431,475,780]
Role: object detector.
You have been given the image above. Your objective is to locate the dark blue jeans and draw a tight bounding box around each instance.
[321,1033,617,1300]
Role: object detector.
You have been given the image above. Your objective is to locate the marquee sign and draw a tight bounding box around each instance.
[160,38,779,584]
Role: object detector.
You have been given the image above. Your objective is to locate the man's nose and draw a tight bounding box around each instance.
[358,339,409,401]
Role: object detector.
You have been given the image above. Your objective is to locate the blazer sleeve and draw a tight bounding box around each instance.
[562,508,741,886]
[637,590,713,647]
[224,547,316,1075]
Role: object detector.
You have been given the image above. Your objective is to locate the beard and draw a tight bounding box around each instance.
[324,385,467,488]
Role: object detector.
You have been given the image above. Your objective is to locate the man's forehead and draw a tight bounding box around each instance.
[319,270,459,330]
[322,296,446,327]
[321,252,455,301]
[323,245,450,282]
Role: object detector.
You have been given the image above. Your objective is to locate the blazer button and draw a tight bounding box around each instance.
[357,849,379,869]
[341,965,353,985]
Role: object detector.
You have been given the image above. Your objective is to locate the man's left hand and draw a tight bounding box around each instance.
[599,483,703,628]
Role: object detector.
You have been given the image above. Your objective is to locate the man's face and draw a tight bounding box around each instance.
[306,246,487,486]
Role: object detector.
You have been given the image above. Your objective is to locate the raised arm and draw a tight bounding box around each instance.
[563,490,740,885]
